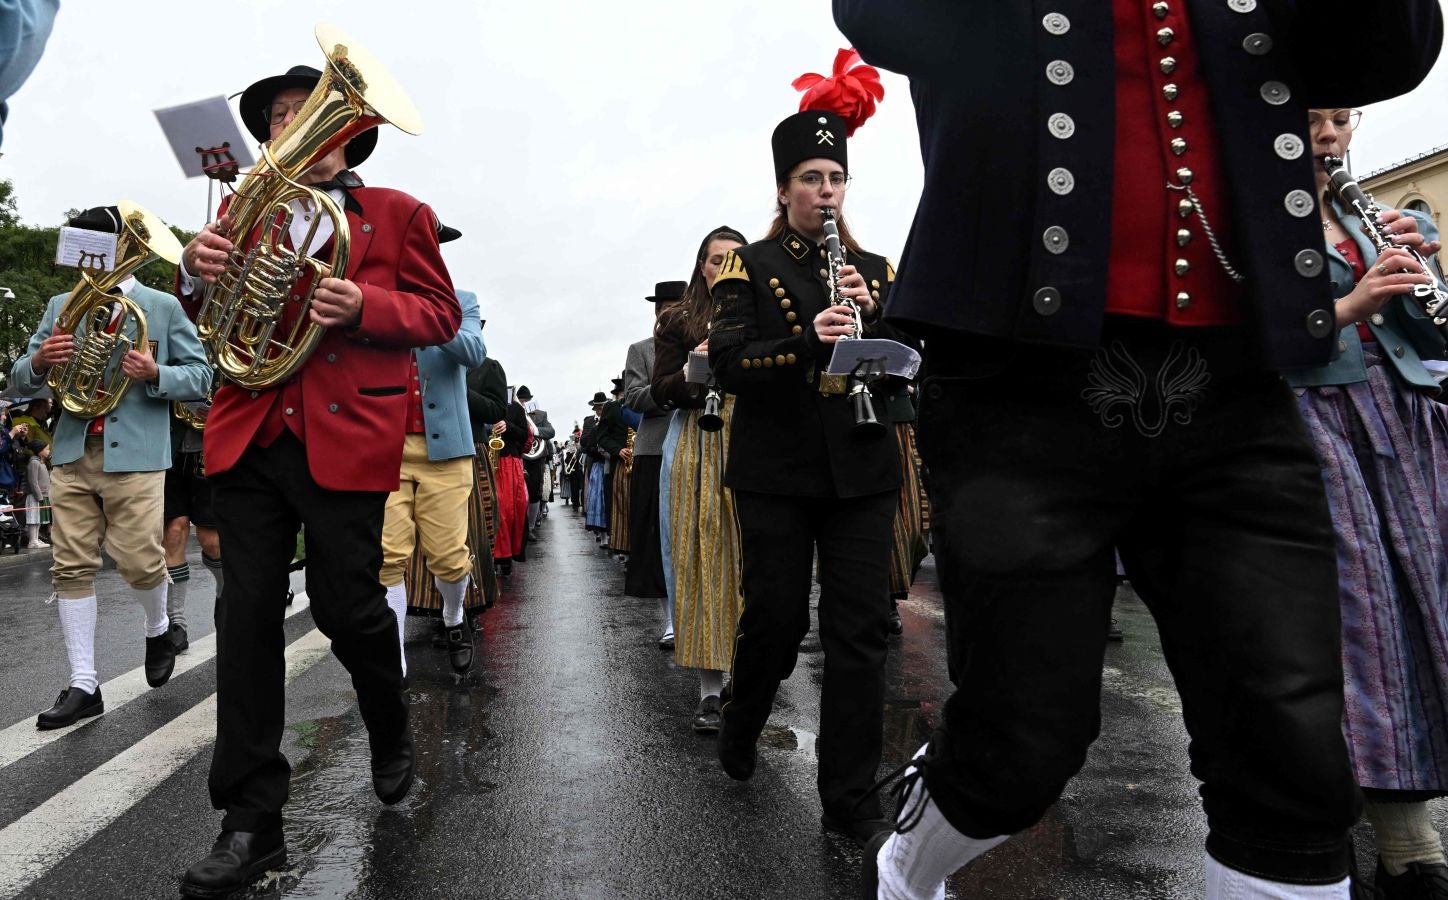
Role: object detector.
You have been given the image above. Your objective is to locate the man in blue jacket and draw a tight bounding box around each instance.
[833,2,1444,898]
[10,205,211,729]
[378,219,486,678]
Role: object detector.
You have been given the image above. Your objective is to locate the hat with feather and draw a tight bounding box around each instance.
[770,48,884,182]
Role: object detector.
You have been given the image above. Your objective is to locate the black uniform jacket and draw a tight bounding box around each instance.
[465,358,508,445]
[833,0,1443,369]
[595,399,629,460]
[709,230,911,499]
[500,398,530,458]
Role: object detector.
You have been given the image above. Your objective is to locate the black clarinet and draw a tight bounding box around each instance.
[821,208,887,439]
[1323,155,1448,333]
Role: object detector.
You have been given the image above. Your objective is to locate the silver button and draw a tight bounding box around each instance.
[1284,189,1315,218]
[1260,81,1290,105]
[1042,12,1070,35]
[1176,167,1194,184]
[1175,259,1191,276]
[1395,346,1407,358]
[1163,84,1179,101]
[1047,113,1076,139]
[1306,309,1334,338]
[1167,111,1184,128]
[1294,249,1324,277]
[1177,229,1194,247]
[1274,134,1304,160]
[328,403,339,412]
[1171,137,1188,156]
[1033,287,1062,316]
[1160,57,1178,75]
[285,407,294,415]
[1340,340,1349,351]
[1179,199,1195,218]
[326,353,337,362]
[1176,292,1192,310]
[1370,313,1386,326]
[1157,27,1175,46]
[1043,226,1070,255]
[1046,60,1075,86]
[361,224,373,233]
[1229,0,1258,11]
[1048,167,1076,195]
[1243,33,1273,54]
[250,391,259,399]
[1153,1,1169,18]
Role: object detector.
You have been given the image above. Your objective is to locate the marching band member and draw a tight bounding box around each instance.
[596,377,630,551]
[378,219,486,680]
[609,400,638,561]
[162,390,219,653]
[1290,108,1448,895]
[458,353,508,605]
[708,67,909,847]
[11,205,211,729]
[581,392,609,536]
[834,1,1444,897]
[885,381,928,635]
[175,62,461,897]
[655,232,748,726]
[518,386,555,540]
[493,383,531,574]
[625,281,683,652]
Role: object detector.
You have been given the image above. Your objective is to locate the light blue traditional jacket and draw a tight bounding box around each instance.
[9,280,211,472]
[1284,205,1445,392]
[415,289,486,461]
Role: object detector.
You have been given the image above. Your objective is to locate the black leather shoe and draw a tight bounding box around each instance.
[145,633,177,687]
[1106,618,1124,643]
[717,719,757,781]
[822,810,893,848]
[692,695,722,734]
[180,828,286,898]
[372,734,415,805]
[888,599,903,636]
[169,623,190,653]
[446,618,474,676]
[861,828,892,898]
[497,559,513,577]
[1375,858,1448,899]
[36,686,103,729]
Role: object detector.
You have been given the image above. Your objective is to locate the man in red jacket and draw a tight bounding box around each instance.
[173,64,461,899]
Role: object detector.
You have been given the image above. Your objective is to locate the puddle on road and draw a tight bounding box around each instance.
[758,724,817,755]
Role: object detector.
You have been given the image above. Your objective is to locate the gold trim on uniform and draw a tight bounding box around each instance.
[886,259,897,282]
[715,250,751,284]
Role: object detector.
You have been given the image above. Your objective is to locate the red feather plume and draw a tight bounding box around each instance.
[792,48,885,137]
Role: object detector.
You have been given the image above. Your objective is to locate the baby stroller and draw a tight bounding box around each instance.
[0,492,23,554]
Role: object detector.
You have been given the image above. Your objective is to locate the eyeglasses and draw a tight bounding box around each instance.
[1308,109,1362,133]
[266,100,308,127]
[789,171,852,190]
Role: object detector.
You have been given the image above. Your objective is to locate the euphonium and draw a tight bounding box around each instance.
[196,23,422,388]
[48,201,183,418]
[821,207,887,439]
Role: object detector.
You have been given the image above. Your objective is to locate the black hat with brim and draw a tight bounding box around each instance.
[588,391,608,406]
[771,109,848,183]
[238,65,378,169]
[611,377,624,394]
[67,206,123,233]
[646,280,688,303]
[516,386,533,401]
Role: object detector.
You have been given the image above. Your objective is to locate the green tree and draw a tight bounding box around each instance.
[0,180,196,389]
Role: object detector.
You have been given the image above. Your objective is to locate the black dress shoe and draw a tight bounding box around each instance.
[180,828,287,898]
[497,559,512,577]
[36,686,103,729]
[717,717,757,781]
[1375,858,1448,899]
[888,599,903,636]
[822,810,893,848]
[446,618,474,676]
[169,623,190,653]
[145,633,177,687]
[861,829,892,898]
[372,733,415,805]
[692,695,722,734]
[1106,618,1124,642]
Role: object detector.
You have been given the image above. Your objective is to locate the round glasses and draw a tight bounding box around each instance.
[790,171,853,190]
[1308,109,1362,133]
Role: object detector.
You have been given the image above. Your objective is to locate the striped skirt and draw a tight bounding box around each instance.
[661,403,743,672]
[1297,345,1448,792]
[405,447,499,615]
[889,422,930,598]
[610,460,632,553]
[585,460,607,530]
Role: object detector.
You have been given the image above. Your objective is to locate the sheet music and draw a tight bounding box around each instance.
[54,227,118,271]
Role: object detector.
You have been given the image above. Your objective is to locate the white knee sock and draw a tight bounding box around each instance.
[202,554,223,601]
[877,744,1008,900]
[1204,855,1349,899]
[134,583,169,638]
[436,574,470,628]
[699,669,724,700]
[166,563,190,631]
[1365,800,1447,876]
[660,596,674,637]
[57,596,99,694]
[384,582,408,677]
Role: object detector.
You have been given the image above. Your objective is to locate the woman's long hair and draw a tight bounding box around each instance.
[763,199,865,256]
[658,225,748,347]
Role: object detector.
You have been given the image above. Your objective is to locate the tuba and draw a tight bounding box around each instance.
[196,23,422,389]
[48,201,183,418]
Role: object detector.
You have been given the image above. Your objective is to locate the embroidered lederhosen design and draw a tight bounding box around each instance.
[1081,340,1211,438]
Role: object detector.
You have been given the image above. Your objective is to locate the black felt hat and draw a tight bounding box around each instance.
[771,110,848,182]
[516,385,533,401]
[610,377,624,394]
[588,391,608,406]
[437,221,462,244]
[238,65,378,168]
[646,280,687,303]
[66,206,123,233]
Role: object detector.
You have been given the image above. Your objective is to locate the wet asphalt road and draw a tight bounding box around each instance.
[0,506,1426,898]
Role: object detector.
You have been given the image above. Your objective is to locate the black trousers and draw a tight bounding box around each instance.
[624,454,666,598]
[727,488,897,820]
[915,322,1359,884]
[209,433,408,832]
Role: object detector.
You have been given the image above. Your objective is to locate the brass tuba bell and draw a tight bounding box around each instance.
[196,23,422,389]
[48,200,183,419]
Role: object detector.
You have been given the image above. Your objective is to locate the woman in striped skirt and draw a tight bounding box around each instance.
[655,225,748,733]
[886,383,929,635]
[1290,108,1448,895]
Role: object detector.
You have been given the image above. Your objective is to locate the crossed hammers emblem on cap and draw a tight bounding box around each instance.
[816,129,835,146]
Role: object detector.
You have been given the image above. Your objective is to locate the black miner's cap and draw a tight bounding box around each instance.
[771,110,847,183]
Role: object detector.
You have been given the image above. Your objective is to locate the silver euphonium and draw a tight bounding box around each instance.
[821,208,887,439]
[1323,156,1448,334]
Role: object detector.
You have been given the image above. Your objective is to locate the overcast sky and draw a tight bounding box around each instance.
[5,1,1448,431]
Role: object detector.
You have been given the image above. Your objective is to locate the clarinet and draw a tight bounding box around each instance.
[1323,156,1448,332]
[821,208,887,438]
